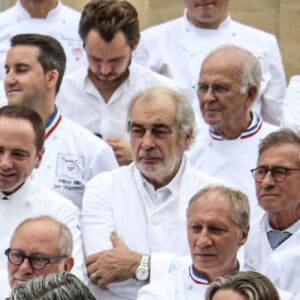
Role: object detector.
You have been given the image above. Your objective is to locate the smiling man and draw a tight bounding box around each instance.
[244,128,300,274]
[134,0,286,126]
[0,105,84,299]
[81,86,218,300]
[137,185,250,300]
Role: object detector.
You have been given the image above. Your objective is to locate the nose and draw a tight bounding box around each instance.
[259,170,276,190]
[140,130,155,150]
[99,62,112,75]
[4,70,17,87]
[16,258,34,273]
[0,153,13,170]
[195,229,213,248]
[199,87,216,105]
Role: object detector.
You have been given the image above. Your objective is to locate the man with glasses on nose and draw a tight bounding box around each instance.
[244,128,300,279]
[5,216,74,290]
[187,45,278,221]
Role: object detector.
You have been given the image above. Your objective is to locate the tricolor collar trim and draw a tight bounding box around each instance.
[209,112,262,141]
[189,265,209,285]
[45,107,62,140]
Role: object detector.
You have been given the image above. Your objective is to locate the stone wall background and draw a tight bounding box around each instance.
[1,0,299,82]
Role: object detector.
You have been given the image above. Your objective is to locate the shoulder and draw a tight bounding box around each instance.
[129,63,178,88]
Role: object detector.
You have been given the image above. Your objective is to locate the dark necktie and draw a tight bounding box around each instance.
[267,230,292,250]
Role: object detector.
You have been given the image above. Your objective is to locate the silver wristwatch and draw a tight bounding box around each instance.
[135,254,150,281]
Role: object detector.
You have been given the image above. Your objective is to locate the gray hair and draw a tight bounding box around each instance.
[203,45,262,93]
[127,86,196,142]
[205,271,280,300]
[11,216,73,256]
[258,128,300,166]
[8,272,96,300]
[187,185,250,230]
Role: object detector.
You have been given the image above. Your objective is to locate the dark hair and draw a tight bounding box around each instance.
[10,33,66,94]
[79,0,140,48]
[0,105,45,152]
[258,128,300,167]
[206,271,280,300]
[9,272,96,300]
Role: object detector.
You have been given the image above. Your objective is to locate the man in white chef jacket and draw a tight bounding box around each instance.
[134,0,286,126]
[81,86,219,300]
[0,105,84,299]
[137,185,250,300]
[244,129,300,285]
[56,0,179,166]
[187,45,278,221]
[4,33,118,210]
[0,0,87,81]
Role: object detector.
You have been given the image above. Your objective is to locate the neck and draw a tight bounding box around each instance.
[187,12,228,29]
[268,208,300,230]
[20,0,58,18]
[212,112,252,139]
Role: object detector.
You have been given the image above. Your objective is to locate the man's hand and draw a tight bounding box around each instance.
[106,137,133,166]
[86,232,142,289]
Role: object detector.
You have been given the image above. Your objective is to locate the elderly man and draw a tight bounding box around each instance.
[134,0,286,126]
[0,0,86,81]
[81,86,218,300]
[4,33,118,209]
[244,128,300,284]
[5,216,74,289]
[137,184,250,299]
[187,45,278,220]
[56,0,178,165]
[0,105,84,299]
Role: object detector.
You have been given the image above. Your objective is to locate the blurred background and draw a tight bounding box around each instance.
[1,0,299,82]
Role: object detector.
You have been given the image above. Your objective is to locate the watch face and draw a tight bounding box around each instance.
[136,266,149,281]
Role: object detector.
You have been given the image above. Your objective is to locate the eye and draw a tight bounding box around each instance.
[152,128,171,138]
[130,126,145,137]
[213,84,229,94]
[197,83,209,93]
[12,151,29,159]
[190,224,202,233]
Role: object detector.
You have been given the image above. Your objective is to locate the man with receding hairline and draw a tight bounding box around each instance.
[6,216,74,289]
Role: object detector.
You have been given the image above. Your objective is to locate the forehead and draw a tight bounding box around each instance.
[6,45,40,65]
[200,51,243,83]
[259,143,300,166]
[11,220,60,253]
[85,29,130,58]
[189,190,233,222]
[131,95,177,126]
[0,116,35,140]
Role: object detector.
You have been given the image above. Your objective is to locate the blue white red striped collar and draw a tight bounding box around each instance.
[189,265,209,285]
[45,107,62,140]
[209,112,262,141]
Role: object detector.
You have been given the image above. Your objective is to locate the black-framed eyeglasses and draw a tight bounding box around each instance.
[5,248,67,270]
[250,166,300,182]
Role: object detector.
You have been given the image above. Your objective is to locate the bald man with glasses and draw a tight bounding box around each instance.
[5,216,74,290]
[245,128,300,286]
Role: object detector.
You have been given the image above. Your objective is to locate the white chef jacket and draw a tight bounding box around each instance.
[56,63,179,139]
[0,0,87,80]
[244,213,300,272]
[0,179,85,299]
[282,75,300,131]
[137,265,209,300]
[81,156,218,300]
[137,263,293,300]
[134,13,286,126]
[261,247,300,296]
[187,112,278,221]
[32,108,118,209]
